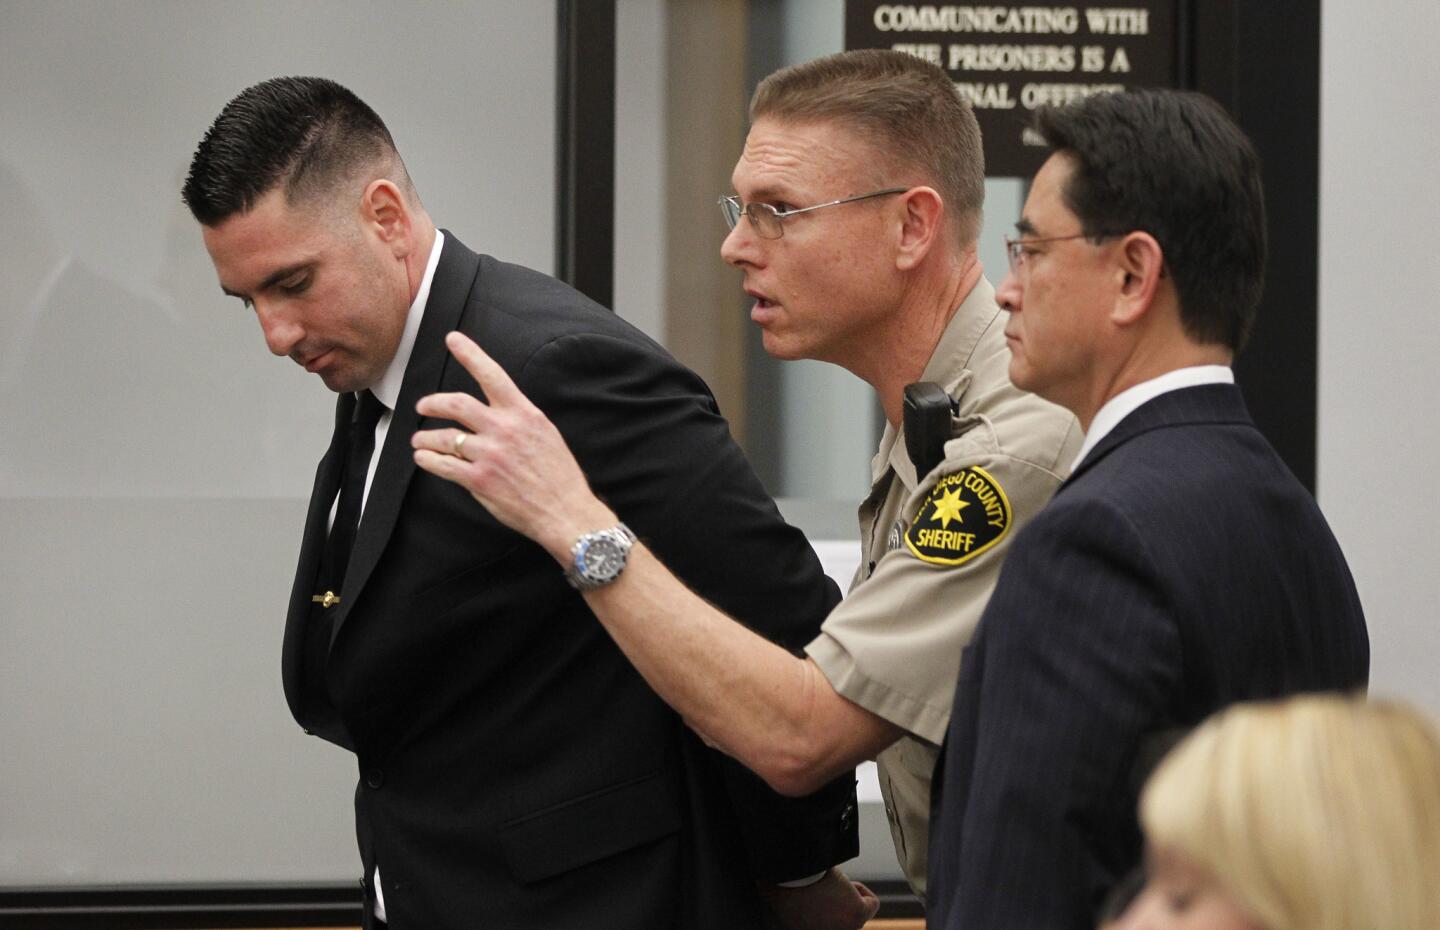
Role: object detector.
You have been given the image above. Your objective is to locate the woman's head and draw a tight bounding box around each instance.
[1121,695,1440,930]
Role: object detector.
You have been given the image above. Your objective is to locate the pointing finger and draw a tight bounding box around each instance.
[444,332,526,407]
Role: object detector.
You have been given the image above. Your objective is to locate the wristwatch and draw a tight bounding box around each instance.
[564,523,637,590]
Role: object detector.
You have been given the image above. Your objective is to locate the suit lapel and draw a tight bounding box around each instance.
[1062,384,1252,489]
[330,234,483,644]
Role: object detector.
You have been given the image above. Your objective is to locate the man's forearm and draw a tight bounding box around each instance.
[582,539,898,795]
[534,496,896,795]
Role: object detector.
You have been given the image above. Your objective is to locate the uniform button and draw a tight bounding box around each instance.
[366,769,385,789]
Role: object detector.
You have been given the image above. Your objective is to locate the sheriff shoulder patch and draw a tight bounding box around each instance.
[904,466,1011,567]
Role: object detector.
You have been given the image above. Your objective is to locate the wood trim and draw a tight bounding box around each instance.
[660,0,751,439]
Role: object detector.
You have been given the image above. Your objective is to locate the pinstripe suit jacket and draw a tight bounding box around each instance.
[927,383,1369,930]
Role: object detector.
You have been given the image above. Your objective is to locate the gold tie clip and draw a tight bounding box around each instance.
[311,591,341,608]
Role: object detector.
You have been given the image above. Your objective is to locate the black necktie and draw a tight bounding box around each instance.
[302,389,384,723]
[318,389,386,596]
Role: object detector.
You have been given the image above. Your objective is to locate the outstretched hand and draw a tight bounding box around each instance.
[411,331,617,560]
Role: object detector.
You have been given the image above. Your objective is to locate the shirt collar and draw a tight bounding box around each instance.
[1072,364,1234,469]
[872,276,999,489]
[916,275,998,391]
[370,230,445,411]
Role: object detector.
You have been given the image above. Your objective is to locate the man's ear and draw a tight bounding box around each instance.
[895,186,944,271]
[1110,231,1165,326]
[361,179,413,258]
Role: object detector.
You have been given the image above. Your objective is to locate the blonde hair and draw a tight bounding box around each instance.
[750,49,984,245]
[1140,695,1440,930]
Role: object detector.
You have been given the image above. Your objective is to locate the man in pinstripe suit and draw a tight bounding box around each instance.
[927,90,1369,930]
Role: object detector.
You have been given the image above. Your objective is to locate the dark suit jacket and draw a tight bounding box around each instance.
[281,234,856,929]
[927,384,1368,930]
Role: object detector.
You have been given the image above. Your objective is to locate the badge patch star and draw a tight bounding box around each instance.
[929,487,969,528]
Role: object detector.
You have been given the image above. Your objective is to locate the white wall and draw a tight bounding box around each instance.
[1318,0,1440,715]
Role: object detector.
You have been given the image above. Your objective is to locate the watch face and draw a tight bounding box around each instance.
[580,536,625,581]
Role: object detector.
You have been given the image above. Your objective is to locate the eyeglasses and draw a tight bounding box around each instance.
[719,188,908,240]
[1004,232,1123,274]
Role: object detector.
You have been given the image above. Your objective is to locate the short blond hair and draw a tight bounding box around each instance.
[1140,695,1440,930]
[750,49,984,245]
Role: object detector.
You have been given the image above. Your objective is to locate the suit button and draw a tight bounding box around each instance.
[366,769,385,789]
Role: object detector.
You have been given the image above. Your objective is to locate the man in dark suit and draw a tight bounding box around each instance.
[183,77,867,929]
[924,89,1370,929]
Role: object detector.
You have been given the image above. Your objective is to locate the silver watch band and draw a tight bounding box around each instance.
[564,523,636,590]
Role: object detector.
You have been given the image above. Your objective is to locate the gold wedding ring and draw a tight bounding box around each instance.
[453,432,468,458]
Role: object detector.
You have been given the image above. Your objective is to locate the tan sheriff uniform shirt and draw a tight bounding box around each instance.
[805,277,1083,901]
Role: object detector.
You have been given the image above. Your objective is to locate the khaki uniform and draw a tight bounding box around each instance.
[805,277,1083,900]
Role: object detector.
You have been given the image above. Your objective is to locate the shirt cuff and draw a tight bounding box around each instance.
[777,870,828,888]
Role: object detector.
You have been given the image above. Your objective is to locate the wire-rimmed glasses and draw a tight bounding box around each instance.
[719,188,908,239]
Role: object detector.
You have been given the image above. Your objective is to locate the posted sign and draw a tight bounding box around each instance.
[846,4,1176,176]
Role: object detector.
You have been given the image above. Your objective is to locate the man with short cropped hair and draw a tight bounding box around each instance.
[926,89,1370,930]
[183,76,865,930]
[411,49,1082,903]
